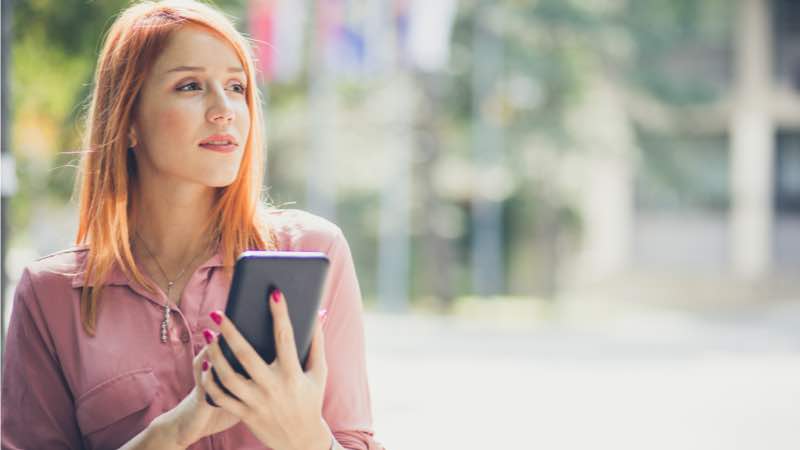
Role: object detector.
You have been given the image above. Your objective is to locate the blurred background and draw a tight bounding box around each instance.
[2,0,800,448]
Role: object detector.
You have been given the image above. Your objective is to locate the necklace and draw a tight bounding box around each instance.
[135,231,210,343]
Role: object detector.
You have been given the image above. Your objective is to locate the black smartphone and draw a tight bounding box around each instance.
[206,251,330,407]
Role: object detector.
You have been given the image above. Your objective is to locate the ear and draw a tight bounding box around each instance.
[128,126,139,148]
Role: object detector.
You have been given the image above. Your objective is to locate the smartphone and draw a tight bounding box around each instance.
[206,251,330,407]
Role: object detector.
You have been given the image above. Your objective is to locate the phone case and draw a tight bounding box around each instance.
[206,251,330,407]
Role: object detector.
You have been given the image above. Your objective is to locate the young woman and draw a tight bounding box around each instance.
[1,1,382,449]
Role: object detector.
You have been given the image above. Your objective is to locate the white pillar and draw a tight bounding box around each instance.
[571,77,634,282]
[730,0,774,279]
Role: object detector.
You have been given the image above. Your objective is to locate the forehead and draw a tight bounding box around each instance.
[152,25,243,74]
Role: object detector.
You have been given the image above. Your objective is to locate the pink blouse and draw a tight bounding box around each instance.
[1,209,382,450]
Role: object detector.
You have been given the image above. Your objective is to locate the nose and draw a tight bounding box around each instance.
[206,86,234,124]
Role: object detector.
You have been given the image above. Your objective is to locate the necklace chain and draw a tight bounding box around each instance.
[134,231,214,344]
[135,230,208,296]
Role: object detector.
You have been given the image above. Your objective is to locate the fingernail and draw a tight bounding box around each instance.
[209,310,223,325]
[203,329,214,344]
[202,360,209,371]
[271,289,281,303]
[317,308,327,318]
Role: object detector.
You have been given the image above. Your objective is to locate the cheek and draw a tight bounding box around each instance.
[137,102,199,169]
[236,103,250,140]
[159,105,195,140]
[140,97,196,146]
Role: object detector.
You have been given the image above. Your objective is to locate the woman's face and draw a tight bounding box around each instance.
[131,25,250,188]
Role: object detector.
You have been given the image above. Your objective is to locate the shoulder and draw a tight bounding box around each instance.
[13,245,87,309]
[25,245,88,284]
[265,208,346,253]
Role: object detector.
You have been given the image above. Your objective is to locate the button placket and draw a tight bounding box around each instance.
[168,308,197,391]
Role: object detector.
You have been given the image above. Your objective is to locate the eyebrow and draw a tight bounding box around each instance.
[164,65,244,74]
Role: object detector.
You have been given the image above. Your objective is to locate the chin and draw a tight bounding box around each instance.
[199,164,242,187]
[206,174,239,188]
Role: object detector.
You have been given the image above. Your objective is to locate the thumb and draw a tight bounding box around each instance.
[304,319,328,386]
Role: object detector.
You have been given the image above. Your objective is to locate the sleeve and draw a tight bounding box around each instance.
[1,269,84,450]
[319,230,385,450]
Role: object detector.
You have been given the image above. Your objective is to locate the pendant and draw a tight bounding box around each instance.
[160,303,171,343]
[161,286,172,343]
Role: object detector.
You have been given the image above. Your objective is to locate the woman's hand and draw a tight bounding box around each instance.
[201,289,332,450]
[154,344,242,448]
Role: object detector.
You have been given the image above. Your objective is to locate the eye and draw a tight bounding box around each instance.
[228,82,247,94]
[177,81,202,92]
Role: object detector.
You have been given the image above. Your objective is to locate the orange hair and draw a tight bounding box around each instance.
[75,0,276,336]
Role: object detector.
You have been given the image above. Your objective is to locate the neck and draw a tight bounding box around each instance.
[131,178,218,274]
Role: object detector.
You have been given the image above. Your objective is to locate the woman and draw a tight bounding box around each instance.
[1,1,382,449]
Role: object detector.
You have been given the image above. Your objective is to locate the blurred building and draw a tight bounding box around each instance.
[570,0,800,305]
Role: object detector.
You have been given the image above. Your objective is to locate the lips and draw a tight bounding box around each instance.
[198,134,239,153]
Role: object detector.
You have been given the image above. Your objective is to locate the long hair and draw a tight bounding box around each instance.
[75,0,276,336]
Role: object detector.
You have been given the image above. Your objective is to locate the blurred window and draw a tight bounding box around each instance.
[776,131,800,213]
[774,0,800,89]
[774,130,800,268]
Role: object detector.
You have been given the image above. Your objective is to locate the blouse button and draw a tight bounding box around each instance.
[180,330,191,343]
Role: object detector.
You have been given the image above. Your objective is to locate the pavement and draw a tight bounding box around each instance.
[364,301,800,450]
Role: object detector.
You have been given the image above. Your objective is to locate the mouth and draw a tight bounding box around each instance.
[198,134,239,153]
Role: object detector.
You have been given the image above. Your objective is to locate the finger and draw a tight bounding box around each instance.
[192,346,210,386]
[201,363,249,418]
[203,329,259,405]
[269,289,301,374]
[209,310,272,387]
[305,318,328,386]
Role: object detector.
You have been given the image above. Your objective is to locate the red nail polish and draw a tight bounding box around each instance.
[271,289,281,303]
[209,311,222,325]
[203,329,214,344]
[202,360,209,371]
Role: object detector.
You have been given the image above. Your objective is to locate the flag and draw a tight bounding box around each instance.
[249,0,308,83]
[248,0,277,82]
[406,0,457,72]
